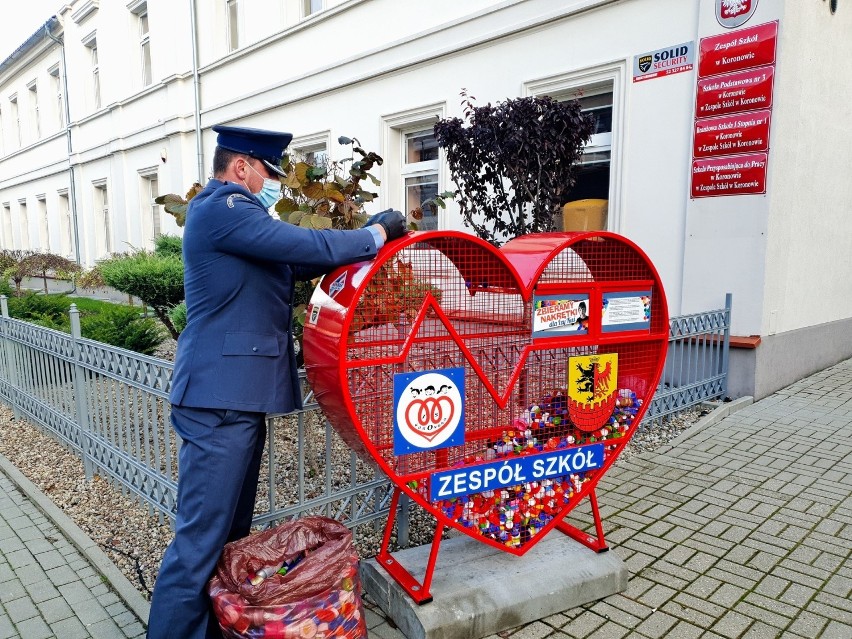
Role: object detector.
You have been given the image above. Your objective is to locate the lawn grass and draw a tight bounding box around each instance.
[66,295,135,314]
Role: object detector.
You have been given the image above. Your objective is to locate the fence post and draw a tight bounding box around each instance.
[69,304,94,479]
[0,296,21,420]
[398,493,410,548]
[721,293,732,399]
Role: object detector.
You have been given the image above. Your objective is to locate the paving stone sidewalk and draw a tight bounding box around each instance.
[0,460,148,638]
[2,358,850,638]
[367,358,852,639]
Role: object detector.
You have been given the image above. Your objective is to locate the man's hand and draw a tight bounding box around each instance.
[365,209,407,242]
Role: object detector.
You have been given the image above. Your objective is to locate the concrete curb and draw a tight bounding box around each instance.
[0,452,151,626]
[668,396,754,447]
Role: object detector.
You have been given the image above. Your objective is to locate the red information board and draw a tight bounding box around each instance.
[691,152,767,197]
[696,66,774,118]
[698,21,778,78]
[693,110,771,158]
[691,20,778,198]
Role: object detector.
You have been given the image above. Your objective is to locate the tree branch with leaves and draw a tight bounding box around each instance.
[433,90,595,245]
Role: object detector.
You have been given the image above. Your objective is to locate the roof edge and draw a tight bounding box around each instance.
[0,16,62,77]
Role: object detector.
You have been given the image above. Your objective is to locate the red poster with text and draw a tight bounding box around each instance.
[698,21,778,78]
[693,110,771,158]
[696,66,774,118]
[691,153,767,198]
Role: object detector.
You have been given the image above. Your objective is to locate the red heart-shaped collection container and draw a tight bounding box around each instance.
[304,231,668,557]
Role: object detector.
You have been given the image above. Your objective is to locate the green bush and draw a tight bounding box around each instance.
[154,234,183,258]
[80,306,167,356]
[6,292,167,355]
[0,279,12,297]
[98,252,184,339]
[168,301,187,335]
[7,292,70,326]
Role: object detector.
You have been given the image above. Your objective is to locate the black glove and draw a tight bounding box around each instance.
[366,209,407,242]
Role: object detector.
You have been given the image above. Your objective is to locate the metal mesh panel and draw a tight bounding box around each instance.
[340,234,671,551]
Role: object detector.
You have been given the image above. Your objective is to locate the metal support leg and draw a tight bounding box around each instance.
[555,488,609,552]
[375,487,443,604]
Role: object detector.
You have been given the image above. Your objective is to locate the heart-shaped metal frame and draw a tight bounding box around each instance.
[305,231,668,601]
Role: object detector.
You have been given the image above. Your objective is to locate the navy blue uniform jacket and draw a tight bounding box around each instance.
[169,179,378,414]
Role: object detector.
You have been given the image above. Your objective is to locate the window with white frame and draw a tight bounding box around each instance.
[149,175,160,239]
[82,34,101,110]
[93,181,112,256]
[383,106,445,231]
[139,7,152,87]
[92,45,101,109]
[402,129,440,231]
[226,0,239,52]
[49,64,64,128]
[37,197,49,251]
[303,0,324,17]
[297,142,328,168]
[290,132,329,168]
[58,190,72,256]
[19,200,30,249]
[27,81,40,140]
[9,95,20,148]
[139,170,160,247]
[2,204,12,249]
[526,63,625,232]
[0,107,4,157]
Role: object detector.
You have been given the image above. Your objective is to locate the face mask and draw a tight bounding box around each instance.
[245,162,282,209]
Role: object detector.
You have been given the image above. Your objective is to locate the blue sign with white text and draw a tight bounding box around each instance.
[429,443,605,502]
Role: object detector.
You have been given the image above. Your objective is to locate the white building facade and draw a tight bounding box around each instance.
[0,0,849,400]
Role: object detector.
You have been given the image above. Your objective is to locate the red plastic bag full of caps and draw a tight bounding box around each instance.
[208,516,367,639]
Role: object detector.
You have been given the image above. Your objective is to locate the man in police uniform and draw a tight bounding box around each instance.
[146,125,406,639]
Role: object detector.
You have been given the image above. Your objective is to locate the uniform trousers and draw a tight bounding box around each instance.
[147,406,267,639]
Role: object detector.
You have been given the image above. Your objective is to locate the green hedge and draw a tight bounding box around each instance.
[6,292,167,356]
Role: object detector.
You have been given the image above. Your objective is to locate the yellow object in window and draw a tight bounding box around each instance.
[562,199,608,231]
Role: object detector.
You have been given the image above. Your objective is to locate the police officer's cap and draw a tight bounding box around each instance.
[212,125,293,177]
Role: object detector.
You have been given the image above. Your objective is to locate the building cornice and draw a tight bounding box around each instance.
[71,1,99,25]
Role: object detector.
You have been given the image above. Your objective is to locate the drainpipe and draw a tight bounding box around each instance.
[44,23,82,268]
[189,0,204,182]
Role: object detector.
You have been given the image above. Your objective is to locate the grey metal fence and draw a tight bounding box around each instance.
[0,294,730,539]
[647,293,732,424]
[0,297,398,548]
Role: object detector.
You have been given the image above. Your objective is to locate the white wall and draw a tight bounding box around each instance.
[760,0,852,335]
[1,0,850,355]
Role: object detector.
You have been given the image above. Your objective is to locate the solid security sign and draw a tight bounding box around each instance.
[429,443,605,501]
[633,41,695,82]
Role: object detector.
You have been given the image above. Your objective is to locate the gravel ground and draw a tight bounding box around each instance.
[0,394,710,603]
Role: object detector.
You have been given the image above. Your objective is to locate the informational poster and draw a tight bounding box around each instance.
[601,292,652,333]
[691,152,767,197]
[532,294,589,338]
[393,368,465,455]
[693,110,771,158]
[633,41,695,83]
